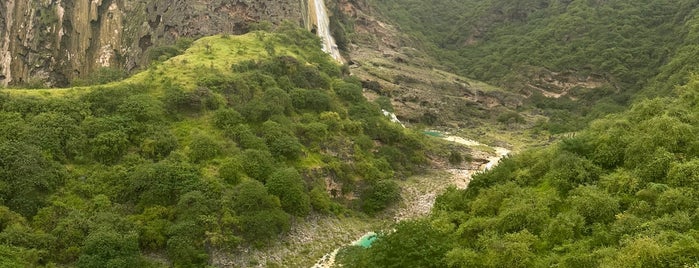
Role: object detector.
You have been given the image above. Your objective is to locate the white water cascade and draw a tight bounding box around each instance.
[310,0,344,63]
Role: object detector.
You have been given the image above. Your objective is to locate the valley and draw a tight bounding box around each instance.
[2,0,699,267]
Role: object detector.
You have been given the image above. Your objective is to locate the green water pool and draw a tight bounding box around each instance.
[423,131,443,137]
[356,233,378,248]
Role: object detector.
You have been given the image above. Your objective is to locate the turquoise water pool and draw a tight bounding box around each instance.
[423,131,443,137]
[356,233,377,248]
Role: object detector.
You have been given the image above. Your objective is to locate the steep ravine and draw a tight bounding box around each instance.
[312,133,511,268]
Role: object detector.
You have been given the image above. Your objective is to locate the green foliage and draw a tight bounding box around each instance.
[76,230,140,268]
[342,220,452,268]
[147,38,193,63]
[355,72,699,265]
[219,157,244,185]
[266,168,311,216]
[334,80,365,102]
[290,88,333,112]
[162,85,220,114]
[129,160,201,208]
[0,141,65,217]
[89,131,130,164]
[139,128,178,160]
[232,180,290,245]
[212,108,243,129]
[240,149,275,182]
[361,180,400,214]
[187,132,221,163]
[0,29,429,266]
[373,0,699,131]
[309,186,332,213]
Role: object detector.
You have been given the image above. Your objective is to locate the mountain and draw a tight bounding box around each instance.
[0,0,304,87]
[6,0,699,267]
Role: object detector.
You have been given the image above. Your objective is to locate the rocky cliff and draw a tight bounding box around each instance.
[0,0,306,87]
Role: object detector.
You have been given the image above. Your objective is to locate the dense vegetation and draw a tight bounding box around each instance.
[339,62,699,267]
[0,25,428,267]
[370,0,699,132]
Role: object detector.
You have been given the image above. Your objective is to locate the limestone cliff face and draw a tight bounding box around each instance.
[0,0,305,87]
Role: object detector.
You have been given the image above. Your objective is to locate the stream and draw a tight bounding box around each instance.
[311,133,510,268]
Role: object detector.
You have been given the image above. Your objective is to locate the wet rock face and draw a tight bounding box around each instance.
[0,0,304,87]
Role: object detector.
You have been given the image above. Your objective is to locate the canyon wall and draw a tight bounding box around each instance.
[0,0,305,86]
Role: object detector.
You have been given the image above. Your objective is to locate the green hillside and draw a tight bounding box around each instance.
[341,75,699,268]
[0,25,430,267]
[370,0,699,133]
[337,1,699,265]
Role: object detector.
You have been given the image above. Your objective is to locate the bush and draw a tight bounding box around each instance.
[310,186,332,213]
[334,81,364,102]
[90,131,130,164]
[361,180,400,214]
[290,89,332,112]
[76,231,140,268]
[212,109,243,129]
[219,157,244,185]
[266,168,311,216]
[139,129,178,160]
[187,133,221,163]
[241,149,275,182]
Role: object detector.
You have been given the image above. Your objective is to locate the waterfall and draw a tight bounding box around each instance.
[310,0,344,63]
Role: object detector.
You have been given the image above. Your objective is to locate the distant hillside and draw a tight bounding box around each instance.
[369,0,699,132]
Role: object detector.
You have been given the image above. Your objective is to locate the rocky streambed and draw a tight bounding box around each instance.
[312,133,510,268]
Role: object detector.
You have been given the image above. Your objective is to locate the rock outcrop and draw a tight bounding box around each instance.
[0,0,305,87]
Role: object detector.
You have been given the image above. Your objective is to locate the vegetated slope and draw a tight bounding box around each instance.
[0,25,430,267]
[337,54,699,268]
[324,1,543,148]
[369,0,699,133]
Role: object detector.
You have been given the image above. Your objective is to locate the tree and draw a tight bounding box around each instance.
[187,132,221,163]
[116,94,164,123]
[667,159,699,189]
[166,220,208,267]
[568,185,620,224]
[232,181,290,244]
[139,129,178,160]
[479,230,539,268]
[261,121,302,160]
[76,231,140,268]
[363,220,452,268]
[212,108,243,129]
[28,112,83,161]
[334,80,364,102]
[89,130,130,164]
[240,149,275,182]
[129,161,201,208]
[290,89,332,112]
[309,186,332,213]
[361,180,400,214]
[219,157,244,185]
[0,141,65,217]
[266,168,311,216]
